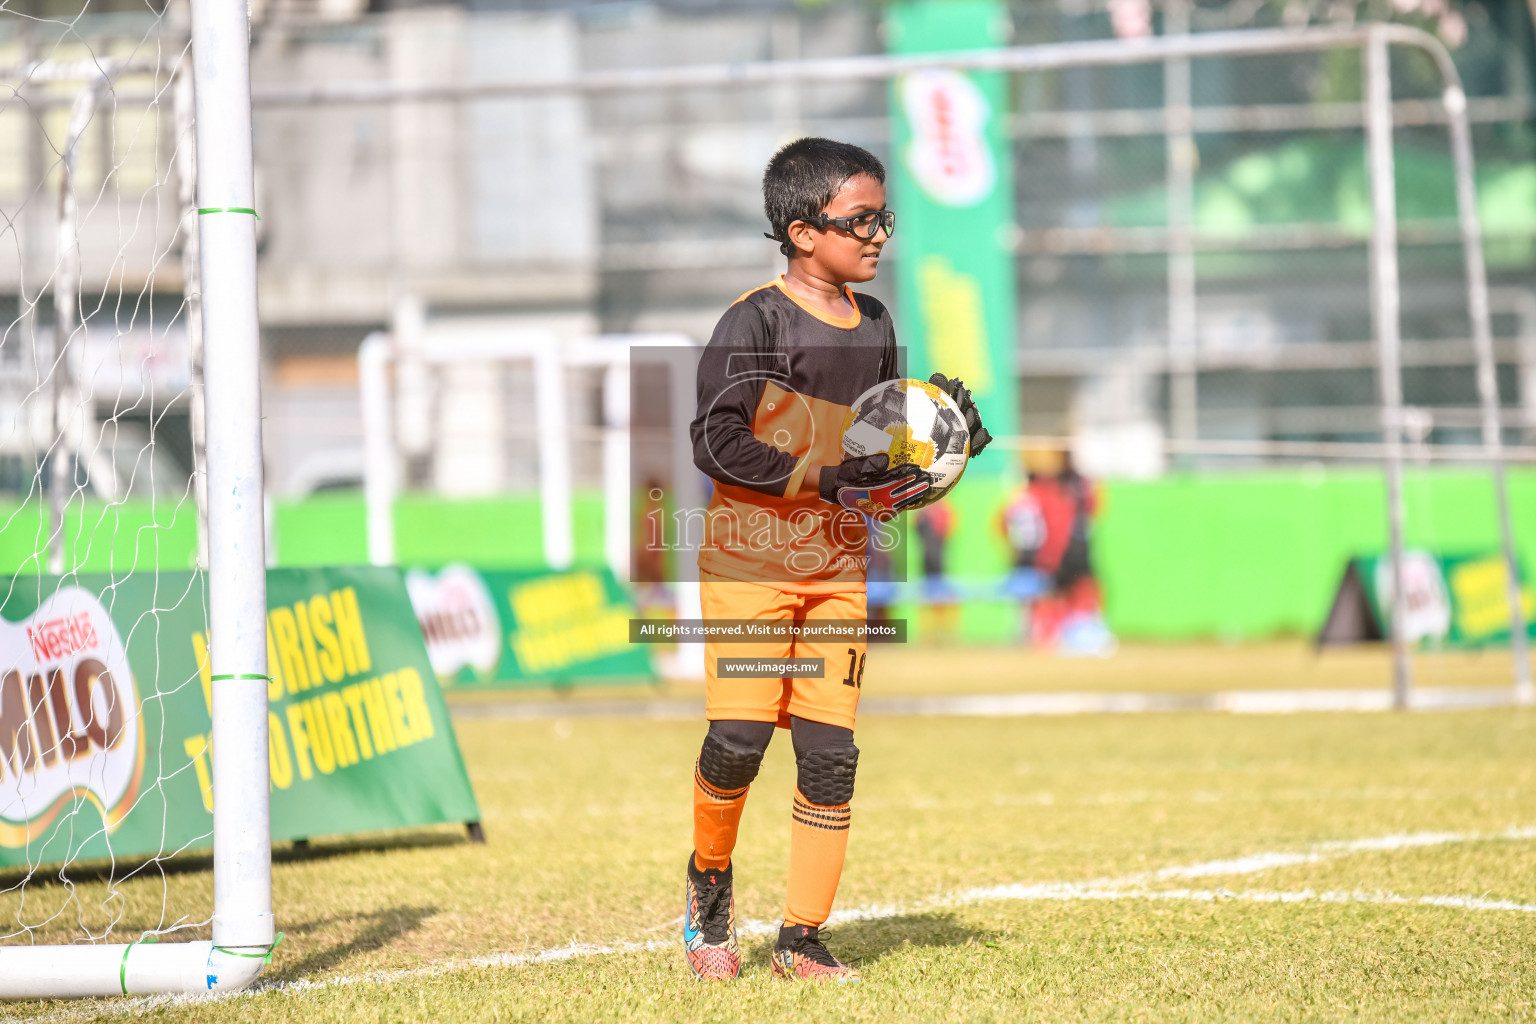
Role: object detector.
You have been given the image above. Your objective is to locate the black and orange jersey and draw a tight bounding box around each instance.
[690,276,900,592]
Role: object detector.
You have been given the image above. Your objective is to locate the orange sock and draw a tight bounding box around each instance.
[693,759,750,871]
[783,788,851,926]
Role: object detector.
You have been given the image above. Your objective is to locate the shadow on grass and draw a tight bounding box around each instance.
[740,911,988,969]
[267,904,440,982]
[0,829,470,891]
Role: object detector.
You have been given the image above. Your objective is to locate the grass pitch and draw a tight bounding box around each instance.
[4,653,1536,1021]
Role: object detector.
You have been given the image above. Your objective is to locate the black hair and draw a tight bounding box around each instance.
[762,137,886,257]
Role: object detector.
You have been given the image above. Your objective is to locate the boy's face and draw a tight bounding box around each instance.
[791,173,889,285]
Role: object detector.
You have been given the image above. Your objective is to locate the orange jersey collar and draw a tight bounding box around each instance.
[773,276,861,329]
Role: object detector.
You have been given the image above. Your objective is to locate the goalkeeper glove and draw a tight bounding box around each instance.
[819,453,932,519]
[928,372,993,457]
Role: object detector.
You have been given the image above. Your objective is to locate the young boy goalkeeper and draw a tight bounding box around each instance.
[682,138,991,981]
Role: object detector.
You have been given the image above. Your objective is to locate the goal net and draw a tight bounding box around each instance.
[0,5,210,945]
[0,0,274,997]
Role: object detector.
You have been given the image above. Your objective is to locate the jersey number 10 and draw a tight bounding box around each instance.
[841,648,866,689]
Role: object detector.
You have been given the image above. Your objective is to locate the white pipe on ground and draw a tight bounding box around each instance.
[0,942,266,999]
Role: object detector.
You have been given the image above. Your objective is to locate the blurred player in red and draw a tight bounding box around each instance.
[682,138,991,983]
[1001,448,1107,650]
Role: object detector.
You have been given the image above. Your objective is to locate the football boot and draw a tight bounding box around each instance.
[770,923,860,982]
[683,856,740,981]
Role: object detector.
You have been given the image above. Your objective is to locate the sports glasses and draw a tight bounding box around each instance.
[801,209,896,241]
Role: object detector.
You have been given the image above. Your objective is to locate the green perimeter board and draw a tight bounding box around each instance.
[1092,469,1536,640]
[0,566,479,869]
[409,564,653,689]
[481,566,651,685]
[1329,551,1536,647]
[270,471,1536,641]
[15,468,1529,646]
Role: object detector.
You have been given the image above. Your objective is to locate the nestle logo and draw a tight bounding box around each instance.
[26,613,98,663]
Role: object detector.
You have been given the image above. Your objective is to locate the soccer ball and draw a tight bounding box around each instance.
[841,378,970,510]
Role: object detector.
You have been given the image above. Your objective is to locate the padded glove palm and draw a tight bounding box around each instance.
[928,373,992,457]
[819,453,932,519]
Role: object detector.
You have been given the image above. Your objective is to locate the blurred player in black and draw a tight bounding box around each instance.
[915,500,958,644]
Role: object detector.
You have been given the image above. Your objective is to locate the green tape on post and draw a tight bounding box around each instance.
[213,931,284,965]
[119,935,159,996]
[197,207,260,220]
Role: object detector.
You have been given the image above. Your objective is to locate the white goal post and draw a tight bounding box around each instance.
[0,0,275,999]
[358,320,705,677]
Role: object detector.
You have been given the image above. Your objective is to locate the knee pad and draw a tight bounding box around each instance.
[698,724,770,791]
[795,743,859,806]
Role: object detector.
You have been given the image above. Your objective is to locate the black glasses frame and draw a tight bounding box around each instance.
[800,209,896,241]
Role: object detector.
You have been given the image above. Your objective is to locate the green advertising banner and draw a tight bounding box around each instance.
[1318,551,1536,648]
[887,0,1019,448]
[405,565,654,688]
[0,567,479,868]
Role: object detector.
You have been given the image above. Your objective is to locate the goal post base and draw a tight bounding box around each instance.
[0,939,269,1000]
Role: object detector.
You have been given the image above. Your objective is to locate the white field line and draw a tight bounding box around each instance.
[9,824,1536,1022]
[452,686,1517,722]
[1072,888,1536,914]
[806,824,1536,931]
[865,687,1518,716]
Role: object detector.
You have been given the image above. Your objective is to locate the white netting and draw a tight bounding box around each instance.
[0,6,216,947]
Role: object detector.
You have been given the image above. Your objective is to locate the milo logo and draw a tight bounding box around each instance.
[406,566,501,681]
[1375,552,1453,645]
[0,588,141,847]
[901,68,996,208]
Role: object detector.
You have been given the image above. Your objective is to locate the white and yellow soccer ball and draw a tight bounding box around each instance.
[841,378,971,510]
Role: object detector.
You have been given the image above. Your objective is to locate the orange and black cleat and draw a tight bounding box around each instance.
[683,856,741,981]
[770,923,860,982]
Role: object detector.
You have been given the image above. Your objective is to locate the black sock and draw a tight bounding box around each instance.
[689,856,731,882]
[777,922,817,945]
